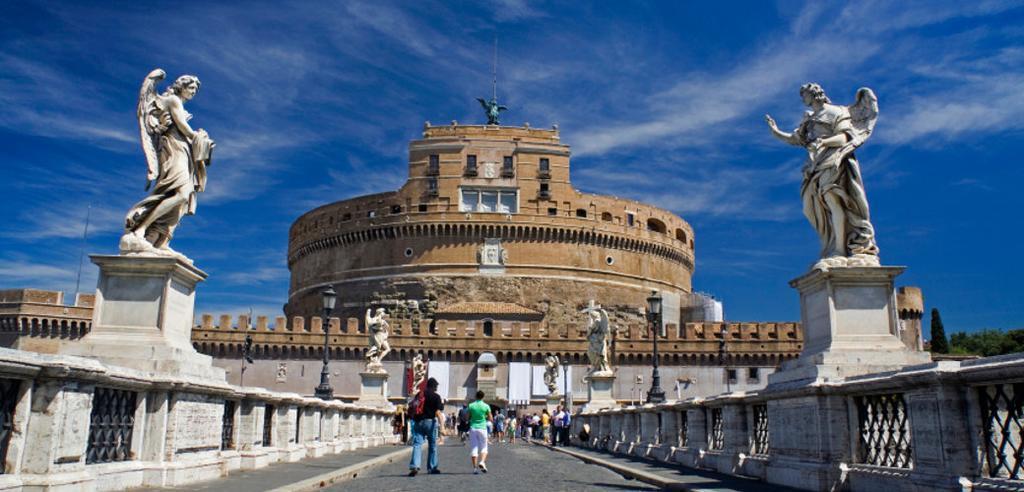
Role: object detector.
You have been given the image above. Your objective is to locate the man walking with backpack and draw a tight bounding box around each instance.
[467,390,492,474]
[408,378,445,476]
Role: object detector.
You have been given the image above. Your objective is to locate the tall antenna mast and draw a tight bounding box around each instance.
[74,204,92,301]
[492,34,498,101]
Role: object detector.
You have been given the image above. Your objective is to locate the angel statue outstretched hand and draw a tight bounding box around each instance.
[477,97,507,125]
[765,83,880,271]
[121,68,215,261]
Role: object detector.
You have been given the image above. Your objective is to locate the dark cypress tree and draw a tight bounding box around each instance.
[930,308,950,354]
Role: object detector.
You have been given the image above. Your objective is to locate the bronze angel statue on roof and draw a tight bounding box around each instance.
[765,84,880,270]
[120,68,215,261]
[477,97,507,125]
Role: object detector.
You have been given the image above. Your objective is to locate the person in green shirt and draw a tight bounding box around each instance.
[466,390,492,474]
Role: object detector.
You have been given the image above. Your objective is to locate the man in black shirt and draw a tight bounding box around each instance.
[408,377,445,476]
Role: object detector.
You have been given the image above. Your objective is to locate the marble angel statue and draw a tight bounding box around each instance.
[543,355,560,394]
[121,69,215,260]
[410,353,427,396]
[364,308,392,372]
[584,303,613,376]
[765,83,880,270]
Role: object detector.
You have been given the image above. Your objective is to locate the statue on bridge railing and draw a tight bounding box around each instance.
[583,300,613,377]
[765,83,880,271]
[544,355,560,395]
[409,353,426,396]
[121,68,215,262]
[364,308,391,373]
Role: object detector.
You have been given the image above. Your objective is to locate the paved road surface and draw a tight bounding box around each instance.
[328,440,658,491]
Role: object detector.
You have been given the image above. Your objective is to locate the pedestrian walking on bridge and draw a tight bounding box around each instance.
[408,378,444,476]
[467,390,492,474]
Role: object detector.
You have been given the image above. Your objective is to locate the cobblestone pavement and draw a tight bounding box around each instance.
[327,440,659,491]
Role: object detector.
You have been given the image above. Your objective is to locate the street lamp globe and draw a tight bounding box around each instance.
[322,286,337,312]
[646,290,662,319]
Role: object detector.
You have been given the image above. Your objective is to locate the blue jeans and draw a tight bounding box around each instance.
[409,418,438,471]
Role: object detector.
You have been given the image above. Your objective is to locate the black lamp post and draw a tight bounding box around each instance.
[314,286,337,400]
[645,290,666,404]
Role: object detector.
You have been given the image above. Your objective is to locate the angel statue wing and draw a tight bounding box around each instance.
[137,68,167,190]
[476,97,489,110]
[847,87,879,148]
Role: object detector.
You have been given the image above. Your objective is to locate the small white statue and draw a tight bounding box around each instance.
[121,69,215,261]
[765,83,880,271]
[364,308,391,372]
[583,301,613,376]
[544,355,560,395]
[410,353,426,395]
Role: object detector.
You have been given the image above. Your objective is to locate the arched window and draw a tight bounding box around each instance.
[601,212,613,222]
[647,218,667,234]
[482,319,494,337]
[675,228,688,243]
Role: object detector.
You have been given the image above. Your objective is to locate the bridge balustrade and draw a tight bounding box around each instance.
[574,354,1024,491]
[0,347,397,490]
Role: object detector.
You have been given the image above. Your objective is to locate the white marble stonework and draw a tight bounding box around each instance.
[61,254,225,382]
[581,374,617,413]
[170,393,223,453]
[357,371,391,408]
[768,266,930,386]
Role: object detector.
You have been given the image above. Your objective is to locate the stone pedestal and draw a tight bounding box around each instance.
[546,393,562,413]
[581,374,617,413]
[61,255,225,382]
[768,266,930,387]
[357,371,391,407]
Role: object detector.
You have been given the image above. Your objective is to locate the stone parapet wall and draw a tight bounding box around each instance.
[573,353,1024,491]
[0,347,397,491]
[191,313,803,366]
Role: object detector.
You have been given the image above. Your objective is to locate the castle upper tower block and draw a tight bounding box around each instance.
[286,123,695,327]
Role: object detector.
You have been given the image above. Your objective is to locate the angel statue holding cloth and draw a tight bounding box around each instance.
[120,68,215,261]
[765,83,880,271]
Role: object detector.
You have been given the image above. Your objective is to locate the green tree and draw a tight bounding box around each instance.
[930,308,949,354]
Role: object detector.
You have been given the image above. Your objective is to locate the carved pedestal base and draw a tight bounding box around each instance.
[357,371,391,408]
[61,255,225,382]
[545,394,562,414]
[581,374,617,413]
[768,266,930,388]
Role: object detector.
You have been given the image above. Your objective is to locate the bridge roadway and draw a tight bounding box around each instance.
[329,439,658,491]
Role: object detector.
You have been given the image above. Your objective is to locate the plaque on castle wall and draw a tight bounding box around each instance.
[478,238,507,275]
[276,362,288,382]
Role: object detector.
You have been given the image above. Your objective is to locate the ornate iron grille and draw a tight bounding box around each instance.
[679,411,688,447]
[709,408,724,450]
[0,379,21,473]
[979,383,1024,479]
[855,393,912,468]
[86,387,137,464]
[751,404,769,455]
[262,404,274,446]
[221,400,236,450]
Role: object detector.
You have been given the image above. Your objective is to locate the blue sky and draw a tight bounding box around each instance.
[1,1,1021,338]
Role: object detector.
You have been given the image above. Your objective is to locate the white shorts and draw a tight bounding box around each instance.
[469,428,488,457]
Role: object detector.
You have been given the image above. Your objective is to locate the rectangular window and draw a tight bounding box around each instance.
[479,191,498,212]
[626,212,635,226]
[461,190,479,211]
[390,205,402,214]
[367,210,376,218]
[748,367,759,381]
[498,193,515,213]
[547,207,557,216]
[418,204,428,212]
[428,178,438,194]
[539,158,550,171]
[503,156,513,171]
[459,188,517,213]
[467,154,477,171]
[428,154,439,174]
[726,369,738,384]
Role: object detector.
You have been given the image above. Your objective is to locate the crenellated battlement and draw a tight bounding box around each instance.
[191,313,804,366]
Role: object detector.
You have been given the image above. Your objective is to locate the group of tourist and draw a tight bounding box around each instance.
[404,380,575,478]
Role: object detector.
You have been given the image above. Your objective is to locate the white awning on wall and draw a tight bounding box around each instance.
[532,365,572,396]
[428,361,451,401]
[508,362,532,405]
